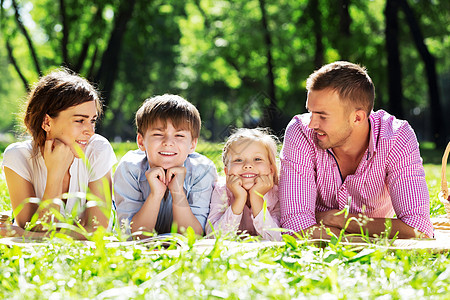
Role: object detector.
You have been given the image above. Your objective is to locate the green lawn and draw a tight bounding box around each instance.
[0,141,449,299]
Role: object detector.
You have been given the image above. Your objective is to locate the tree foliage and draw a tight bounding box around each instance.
[0,0,449,144]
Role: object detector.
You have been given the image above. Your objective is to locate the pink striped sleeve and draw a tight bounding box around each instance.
[279,117,318,233]
[385,122,433,238]
[253,187,282,241]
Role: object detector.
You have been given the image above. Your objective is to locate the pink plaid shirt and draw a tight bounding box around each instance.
[279,110,433,238]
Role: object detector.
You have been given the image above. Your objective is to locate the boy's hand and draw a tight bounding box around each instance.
[226,174,247,202]
[166,166,187,195]
[250,173,274,198]
[43,139,74,179]
[145,167,168,200]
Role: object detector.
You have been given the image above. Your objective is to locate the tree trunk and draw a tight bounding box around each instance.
[5,38,29,91]
[398,0,445,147]
[339,0,351,60]
[258,0,279,131]
[384,0,404,119]
[94,0,137,132]
[11,0,41,75]
[59,0,69,66]
[310,0,324,69]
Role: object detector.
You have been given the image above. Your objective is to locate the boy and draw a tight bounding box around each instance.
[114,94,217,237]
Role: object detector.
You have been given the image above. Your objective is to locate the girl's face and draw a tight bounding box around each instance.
[43,101,98,158]
[224,140,274,190]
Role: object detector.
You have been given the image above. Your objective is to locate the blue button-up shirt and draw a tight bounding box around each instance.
[114,150,217,234]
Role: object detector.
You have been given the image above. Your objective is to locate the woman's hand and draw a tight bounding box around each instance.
[43,139,74,180]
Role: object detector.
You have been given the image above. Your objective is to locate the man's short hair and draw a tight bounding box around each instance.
[135,94,201,138]
[306,61,375,115]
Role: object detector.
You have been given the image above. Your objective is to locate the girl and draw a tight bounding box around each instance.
[1,69,117,238]
[206,128,281,241]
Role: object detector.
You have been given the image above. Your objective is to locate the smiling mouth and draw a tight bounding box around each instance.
[159,151,176,156]
[241,173,257,178]
[76,140,88,146]
[316,132,326,137]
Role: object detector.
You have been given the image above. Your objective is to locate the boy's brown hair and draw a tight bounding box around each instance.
[135,94,201,138]
[306,61,375,115]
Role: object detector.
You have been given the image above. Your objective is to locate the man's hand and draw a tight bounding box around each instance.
[315,209,345,228]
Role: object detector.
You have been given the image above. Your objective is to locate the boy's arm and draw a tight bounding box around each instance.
[114,160,159,237]
[173,159,218,235]
[168,167,204,235]
[129,167,167,236]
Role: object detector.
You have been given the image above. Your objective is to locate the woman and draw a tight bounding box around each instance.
[2,69,116,238]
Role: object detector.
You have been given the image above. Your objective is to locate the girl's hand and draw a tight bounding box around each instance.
[43,139,74,179]
[145,167,168,200]
[226,174,247,201]
[250,173,274,197]
[166,166,187,195]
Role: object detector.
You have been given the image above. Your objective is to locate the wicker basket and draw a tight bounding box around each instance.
[439,142,450,218]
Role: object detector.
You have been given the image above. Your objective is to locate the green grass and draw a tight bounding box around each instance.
[0,142,449,299]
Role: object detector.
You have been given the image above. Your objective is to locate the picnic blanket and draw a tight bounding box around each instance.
[0,217,449,253]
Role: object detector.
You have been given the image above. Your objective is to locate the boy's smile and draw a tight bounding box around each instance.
[137,119,198,169]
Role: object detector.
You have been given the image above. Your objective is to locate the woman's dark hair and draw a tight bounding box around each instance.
[23,69,102,152]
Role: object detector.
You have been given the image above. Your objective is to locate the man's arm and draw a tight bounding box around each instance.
[279,119,318,235]
[384,124,433,238]
[316,210,428,238]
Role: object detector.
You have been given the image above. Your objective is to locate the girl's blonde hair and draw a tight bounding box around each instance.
[222,128,279,185]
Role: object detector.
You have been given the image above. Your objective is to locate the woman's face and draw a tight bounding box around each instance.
[43,101,98,158]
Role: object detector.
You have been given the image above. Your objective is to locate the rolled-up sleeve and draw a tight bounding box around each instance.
[113,159,146,233]
[386,124,433,238]
[187,158,218,231]
[205,184,242,236]
[252,188,281,241]
[279,117,318,233]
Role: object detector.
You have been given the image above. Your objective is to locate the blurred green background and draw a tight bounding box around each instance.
[0,0,449,147]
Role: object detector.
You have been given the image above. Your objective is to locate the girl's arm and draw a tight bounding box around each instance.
[252,187,282,241]
[205,184,243,237]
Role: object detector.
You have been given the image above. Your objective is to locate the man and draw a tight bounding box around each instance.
[279,61,433,239]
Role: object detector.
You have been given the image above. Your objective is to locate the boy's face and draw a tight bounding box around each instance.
[137,119,198,169]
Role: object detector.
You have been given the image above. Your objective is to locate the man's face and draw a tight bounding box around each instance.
[137,119,198,169]
[306,88,354,150]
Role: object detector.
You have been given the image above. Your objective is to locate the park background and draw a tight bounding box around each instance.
[0,1,450,298]
[0,0,449,149]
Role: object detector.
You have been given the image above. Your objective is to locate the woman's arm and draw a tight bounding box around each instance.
[82,170,113,231]
[4,167,38,228]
